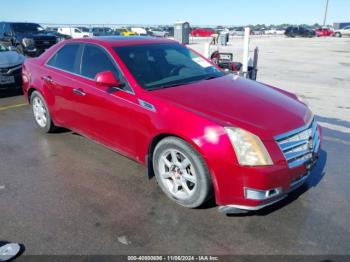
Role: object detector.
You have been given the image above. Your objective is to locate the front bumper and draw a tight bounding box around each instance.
[0,66,22,90]
[218,169,313,214]
[213,122,322,214]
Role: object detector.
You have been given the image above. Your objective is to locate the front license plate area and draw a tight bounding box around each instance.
[0,75,15,85]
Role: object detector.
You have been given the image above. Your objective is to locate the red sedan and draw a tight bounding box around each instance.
[190,28,216,37]
[315,27,333,37]
[22,37,322,214]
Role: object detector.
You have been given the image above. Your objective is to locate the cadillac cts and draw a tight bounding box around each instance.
[22,37,322,213]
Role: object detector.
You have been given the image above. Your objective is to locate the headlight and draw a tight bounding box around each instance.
[225,127,273,166]
[22,38,35,47]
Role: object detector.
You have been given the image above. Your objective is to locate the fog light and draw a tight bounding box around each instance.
[244,187,282,200]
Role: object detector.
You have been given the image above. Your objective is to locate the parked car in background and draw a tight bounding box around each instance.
[77,27,91,34]
[285,26,315,37]
[45,29,72,42]
[0,22,57,56]
[333,22,350,30]
[90,27,117,36]
[22,37,321,214]
[131,27,148,36]
[58,27,92,38]
[115,28,137,36]
[0,43,24,90]
[252,29,265,35]
[190,28,216,37]
[149,28,169,37]
[265,28,285,35]
[161,26,174,37]
[315,27,333,37]
[333,25,350,37]
[229,27,245,36]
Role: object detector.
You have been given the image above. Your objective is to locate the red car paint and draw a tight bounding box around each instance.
[315,28,333,37]
[190,28,216,37]
[22,37,322,210]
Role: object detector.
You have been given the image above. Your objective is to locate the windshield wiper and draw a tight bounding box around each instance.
[203,75,221,81]
[148,81,193,91]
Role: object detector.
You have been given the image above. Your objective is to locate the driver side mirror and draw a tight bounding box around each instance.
[95,71,124,89]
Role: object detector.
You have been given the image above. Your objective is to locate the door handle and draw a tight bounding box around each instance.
[43,76,53,83]
[73,88,86,96]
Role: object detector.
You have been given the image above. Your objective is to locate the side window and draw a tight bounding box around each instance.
[0,23,4,36]
[80,44,121,79]
[47,44,80,72]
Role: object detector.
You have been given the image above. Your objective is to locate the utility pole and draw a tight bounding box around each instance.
[323,0,329,26]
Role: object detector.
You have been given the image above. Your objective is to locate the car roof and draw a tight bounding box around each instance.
[64,36,176,47]
[2,22,39,25]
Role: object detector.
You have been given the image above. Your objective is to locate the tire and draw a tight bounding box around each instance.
[16,44,24,55]
[153,136,213,208]
[335,32,342,37]
[30,91,57,133]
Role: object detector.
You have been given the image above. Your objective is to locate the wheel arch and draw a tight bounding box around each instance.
[146,133,181,179]
[146,132,218,204]
[26,86,43,104]
[146,132,214,184]
[27,87,59,128]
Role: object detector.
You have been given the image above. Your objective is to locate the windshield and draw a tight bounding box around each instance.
[113,43,224,90]
[79,27,90,32]
[11,23,44,33]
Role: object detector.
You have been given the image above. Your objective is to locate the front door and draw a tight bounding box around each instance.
[66,43,142,157]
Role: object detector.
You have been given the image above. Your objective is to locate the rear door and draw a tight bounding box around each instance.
[44,43,84,129]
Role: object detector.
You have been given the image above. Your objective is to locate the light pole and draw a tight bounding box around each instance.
[323,0,329,26]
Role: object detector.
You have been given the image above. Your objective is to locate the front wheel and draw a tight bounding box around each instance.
[153,137,213,208]
[31,91,58,133]
[334,32,342,37]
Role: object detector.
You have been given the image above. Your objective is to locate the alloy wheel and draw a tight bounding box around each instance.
[158,149,197,200]
[32,96,47,128]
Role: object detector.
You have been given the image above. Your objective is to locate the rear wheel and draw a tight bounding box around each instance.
[334,32,342,37]
[30,91,57,133]
[153,137,213,208]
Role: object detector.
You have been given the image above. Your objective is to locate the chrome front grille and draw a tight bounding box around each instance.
[275,119,320,168]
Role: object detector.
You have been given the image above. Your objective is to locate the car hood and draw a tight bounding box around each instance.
[151,74,311,139]
[0,51,25,68]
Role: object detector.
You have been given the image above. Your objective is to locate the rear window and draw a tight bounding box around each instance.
[47,44,80,72]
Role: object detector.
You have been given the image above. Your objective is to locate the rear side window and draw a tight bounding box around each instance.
[80,44,120,79]
[47,44,80,72]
